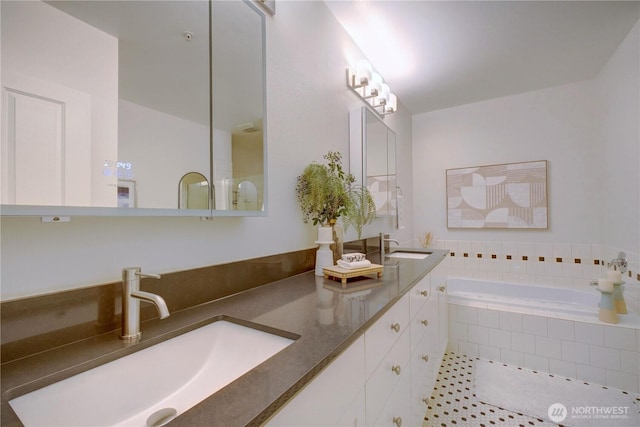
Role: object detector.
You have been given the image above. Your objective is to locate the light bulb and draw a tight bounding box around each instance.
[355,60,372,85]
[387,93,397,112]
[367,72,382,97]
[379,84,390,103]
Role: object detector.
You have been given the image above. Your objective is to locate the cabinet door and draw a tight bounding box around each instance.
[336,387,366,427]
[365,328,410,425]
[408,274,430,320]
[373,366,411,427]
[409,282,437,355]
[409,292,439,426]
[364,293,409,379]
[410,349,437,426]
[266,335,365,426]
[436,281,449,356]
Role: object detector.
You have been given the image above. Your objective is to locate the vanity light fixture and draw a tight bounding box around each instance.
[346,60,397,117]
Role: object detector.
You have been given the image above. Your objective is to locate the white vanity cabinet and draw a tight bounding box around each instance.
[432,263,449,356]
[364,293,409,379]
[409,276,440,425]
[265,335,366,426]
[409,274,431,352]
[365,323,410,424]
[266,261,448,427]
[409,262,449,425]
[372,363,412,427]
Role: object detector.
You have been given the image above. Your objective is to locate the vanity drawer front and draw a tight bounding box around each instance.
[410,289,438,354]
[364,293,409,378]
[373,363,412,427]
[410,343,439,403]
[365,328,410,425]
[409,274,431,319]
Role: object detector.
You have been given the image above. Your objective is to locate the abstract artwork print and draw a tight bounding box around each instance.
[446,160,548,229]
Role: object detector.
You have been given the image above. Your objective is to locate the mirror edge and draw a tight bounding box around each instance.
[347,106,396,241]
[1,0,268,218]
[209,0,268,217]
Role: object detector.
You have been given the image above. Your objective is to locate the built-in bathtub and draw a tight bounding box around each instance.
[446,277,640,393]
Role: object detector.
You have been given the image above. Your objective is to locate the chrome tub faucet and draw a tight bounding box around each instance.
[121,267,170,340]
[609,251,628,274]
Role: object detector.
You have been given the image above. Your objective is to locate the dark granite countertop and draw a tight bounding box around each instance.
[1,249,448,427]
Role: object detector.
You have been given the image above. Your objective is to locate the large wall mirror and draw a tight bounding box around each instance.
[349,107,397,240]
[0,0,266,216]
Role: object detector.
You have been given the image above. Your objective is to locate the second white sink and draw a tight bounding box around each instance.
[9,318,296,427]
[387,251,430,260]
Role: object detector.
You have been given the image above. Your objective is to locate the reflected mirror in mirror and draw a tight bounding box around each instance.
[179,172,210,210]
[365,109,396,217]
[1,0,266,214]
[348,106,397,240]
[211,1,265,212]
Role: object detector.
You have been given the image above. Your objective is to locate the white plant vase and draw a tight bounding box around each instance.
[315,226,334,276]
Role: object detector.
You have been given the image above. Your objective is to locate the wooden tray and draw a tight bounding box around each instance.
[323,264,384,287]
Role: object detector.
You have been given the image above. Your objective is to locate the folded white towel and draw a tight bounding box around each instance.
[337,260,372,269]
[342,252,367,262]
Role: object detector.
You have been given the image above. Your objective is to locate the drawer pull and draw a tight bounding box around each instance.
[393,416,402,427]
[420,290,428,297]
[422,354,429,363]
[421,319,429,327]
[390,323,400,333]
[438,285,447,292]
[391,365,401,375]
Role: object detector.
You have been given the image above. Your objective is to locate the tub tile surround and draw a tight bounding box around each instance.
[435,240,640,394]
[449,304,640,393]
[437,239,640,312]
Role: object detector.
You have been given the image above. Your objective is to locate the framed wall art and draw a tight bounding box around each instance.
[446,160,548,229]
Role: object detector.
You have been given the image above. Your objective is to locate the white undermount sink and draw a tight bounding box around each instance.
[387,251,430,260]
[9,319,296,427]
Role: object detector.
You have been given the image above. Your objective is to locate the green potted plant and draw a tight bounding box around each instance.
[296,151,376,264]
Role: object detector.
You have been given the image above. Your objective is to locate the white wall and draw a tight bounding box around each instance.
[0,1,414,300]
[411,20,639,291]
[597,21,640,254]
[412,78,601,245]
[118,100,210,209]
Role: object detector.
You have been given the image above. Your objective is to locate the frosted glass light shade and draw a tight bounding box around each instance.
[368,72,382,97]
[387,93,397,112]
[379,83,390,103]
[355,60,372,84]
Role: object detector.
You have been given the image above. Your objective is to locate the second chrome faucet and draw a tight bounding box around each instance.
[380,232,400,259]
[121,267,170,341]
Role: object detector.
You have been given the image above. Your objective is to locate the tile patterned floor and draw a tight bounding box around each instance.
[424,352,640,427]
[423,352,558,427]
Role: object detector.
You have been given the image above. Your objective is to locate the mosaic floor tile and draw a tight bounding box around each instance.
[423,352,557,427]
[423,352,640,426]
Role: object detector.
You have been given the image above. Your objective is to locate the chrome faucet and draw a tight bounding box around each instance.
[120,267,169,340]
[609,251,628,274]
[380,232,400,259]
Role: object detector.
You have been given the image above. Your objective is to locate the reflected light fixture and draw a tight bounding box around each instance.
[347,59,397,116]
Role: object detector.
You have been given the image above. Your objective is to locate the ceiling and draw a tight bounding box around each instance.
[324,0,640,115]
